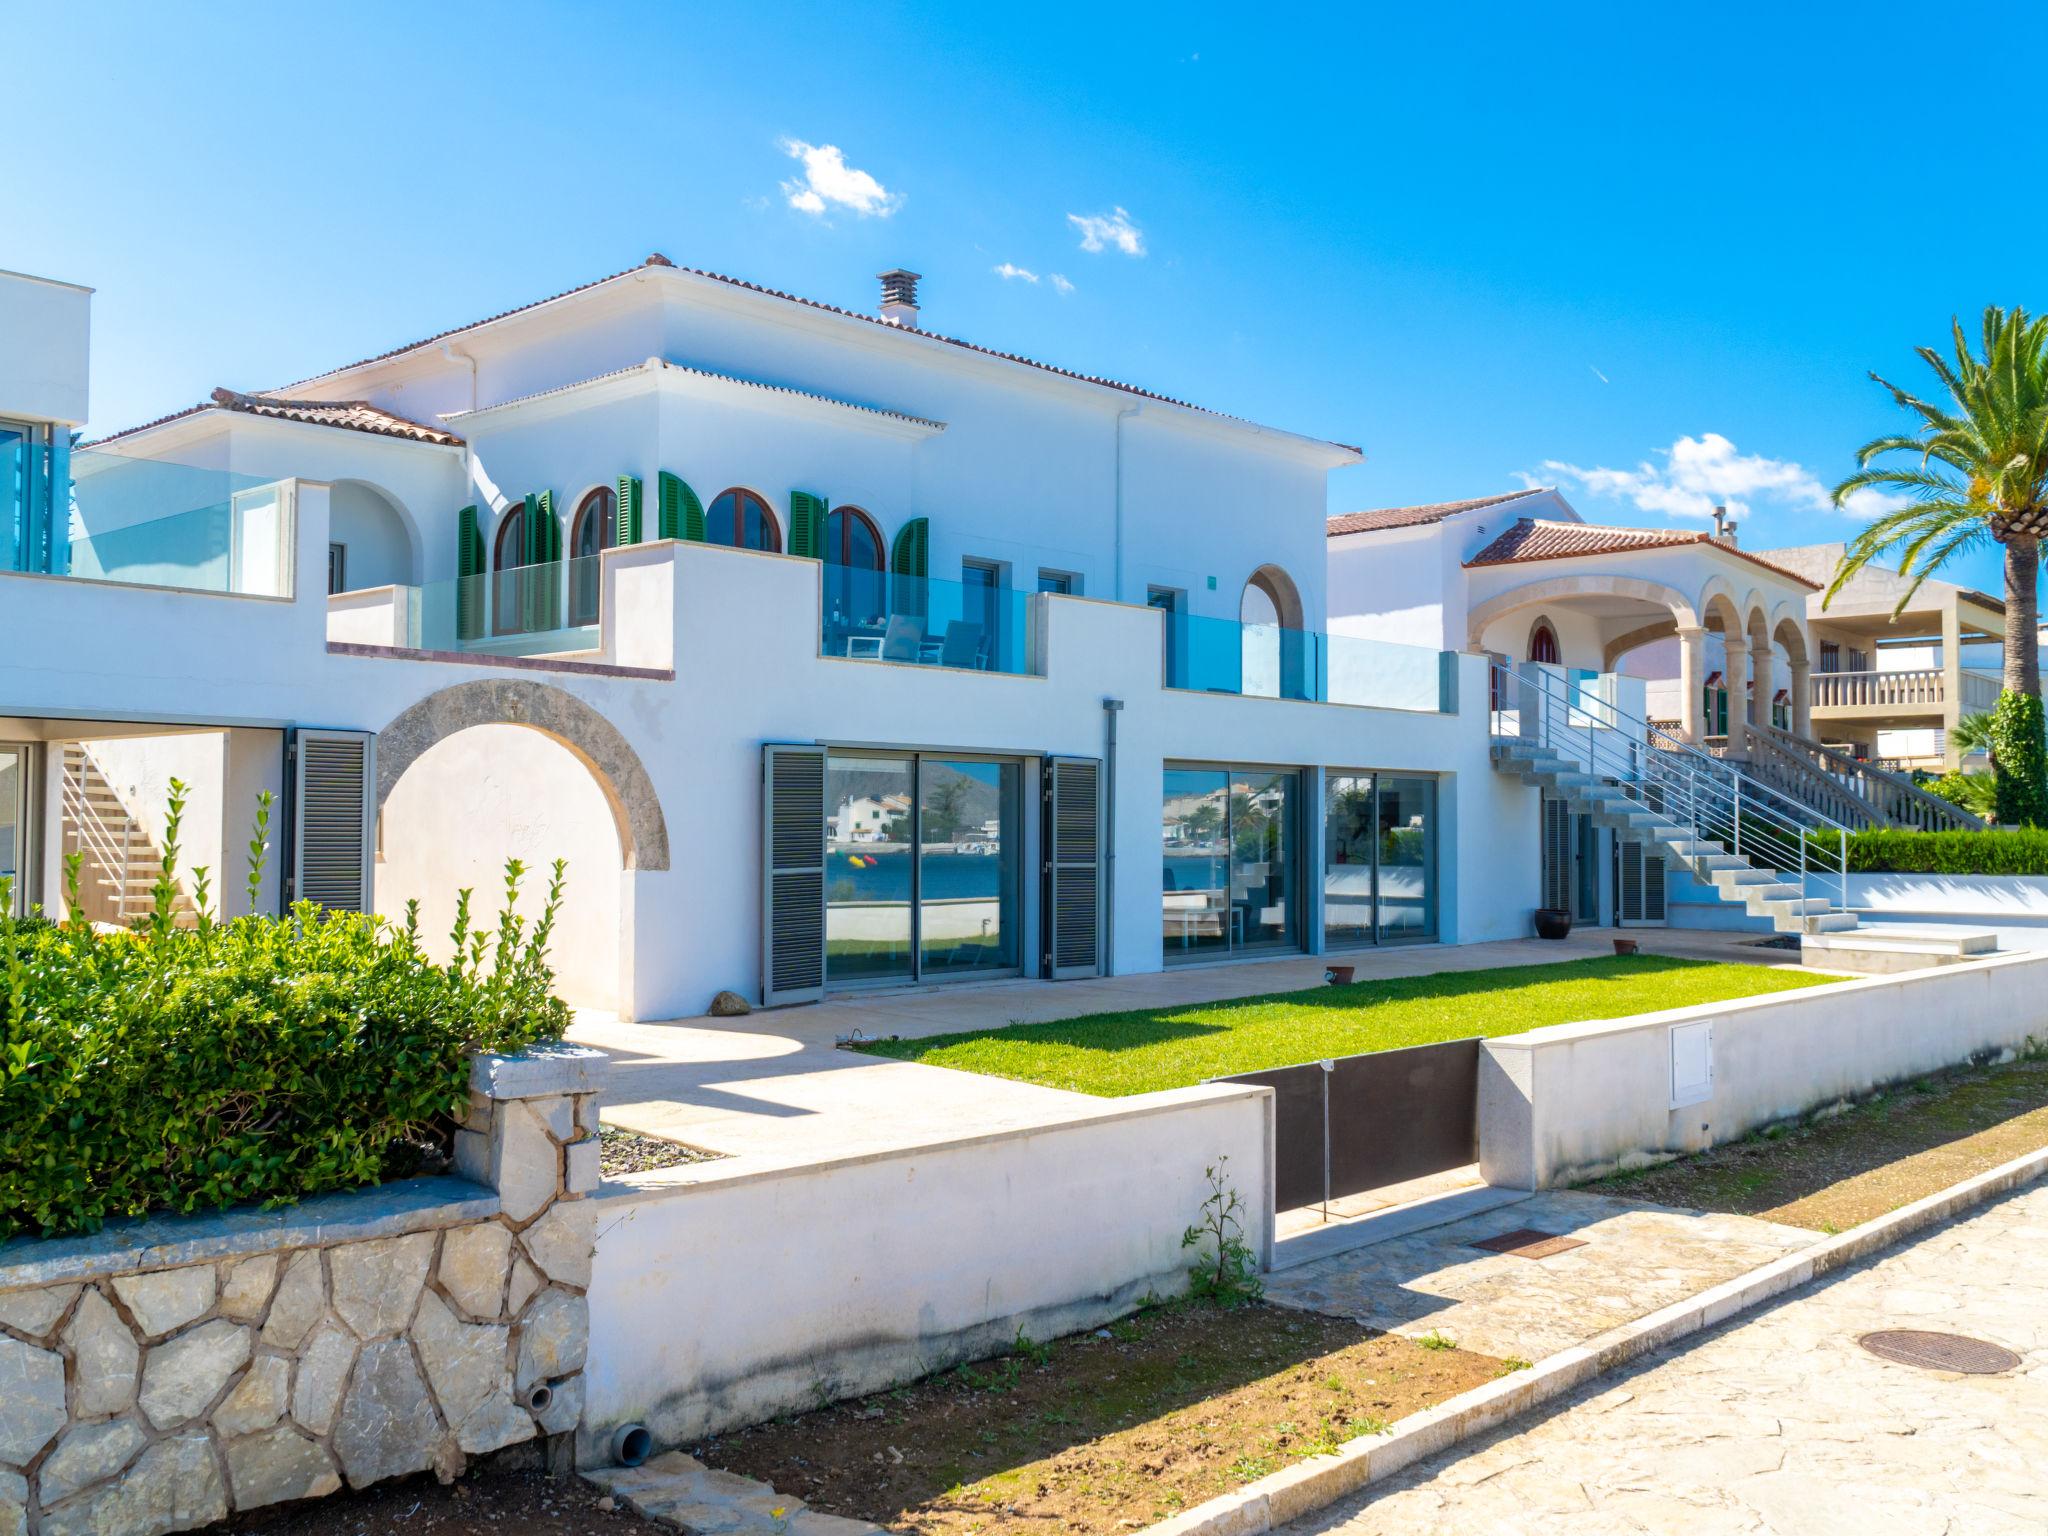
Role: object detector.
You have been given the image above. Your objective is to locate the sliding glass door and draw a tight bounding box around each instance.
[1162,764,1301,964]
[824,750,1022,989]
[1322,771,1439,949]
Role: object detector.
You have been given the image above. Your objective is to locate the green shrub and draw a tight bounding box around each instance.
[0,857,571,1241]
[1926,771,1997,820]
[1991,691,2048,827]
[1803,826,2048,876]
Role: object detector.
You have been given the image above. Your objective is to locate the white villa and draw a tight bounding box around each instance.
[0,259,1988,1016]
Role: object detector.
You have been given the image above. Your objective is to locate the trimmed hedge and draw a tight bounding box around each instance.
[0,867,571,1241]
[1804,827,2048,876]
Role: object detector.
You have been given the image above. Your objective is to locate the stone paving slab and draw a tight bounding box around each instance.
[586,1453,886,1536]
[1284,1181,2048,1535]
[1265,1189,1820,1359]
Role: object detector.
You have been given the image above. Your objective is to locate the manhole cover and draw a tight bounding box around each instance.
[1857,1330,2020,1375]
[1470,1227,1588,1261]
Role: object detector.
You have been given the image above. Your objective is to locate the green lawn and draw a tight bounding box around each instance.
[857,954,1835,1097]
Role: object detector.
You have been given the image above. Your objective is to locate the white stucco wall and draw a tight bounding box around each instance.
[1480,951,2048,1187]
[0,270,90,424]
[376,722,624,1010]
[581,1082,1272,1457]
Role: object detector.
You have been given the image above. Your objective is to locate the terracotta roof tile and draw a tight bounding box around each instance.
[273,255,1359,455]
[85,388,463,449]
[1326,487,1550,537]
[1465,518,1820,588]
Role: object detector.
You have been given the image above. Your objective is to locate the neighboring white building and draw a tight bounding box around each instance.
[3,258,1539,1018]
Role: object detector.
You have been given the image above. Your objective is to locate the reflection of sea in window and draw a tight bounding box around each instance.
[824,751,1021,987]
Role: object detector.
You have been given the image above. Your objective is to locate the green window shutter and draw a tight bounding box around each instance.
[658,471,706,541]
[889,515,929,618]
[456,506,485,641]
[889,516,929,578]
[519,492,562,631]
[789,491,826,560]
[618,476,643,544]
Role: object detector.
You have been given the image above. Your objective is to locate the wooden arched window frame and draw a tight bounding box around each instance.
[824,506,884,569]
[569,486,616,626]
[491,502,526,636]
[706,488,781,552]
[1528,620,1561,665]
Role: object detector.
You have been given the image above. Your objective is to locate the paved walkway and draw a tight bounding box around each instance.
[1286,1183,2048,1535]
[1268,1189,1820,1359]
[571,930,1794,1164]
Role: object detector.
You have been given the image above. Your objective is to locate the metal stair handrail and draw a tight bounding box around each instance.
[1490,662,1850,912]
[59,747,138,923]
[1746,719,1986,832]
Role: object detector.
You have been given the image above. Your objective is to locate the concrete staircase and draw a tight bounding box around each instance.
[58,743,196,929]
[1493,737,1860,937]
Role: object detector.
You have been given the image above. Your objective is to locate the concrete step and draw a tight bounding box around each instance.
[1802,924,1999,974]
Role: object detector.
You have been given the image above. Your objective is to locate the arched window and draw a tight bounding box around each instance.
[823,507,888,649]
[491,502,526,636]
[706,488,780,552]
[825,506,883,569]
[1528,621,1561,665]
[568,487,615,626]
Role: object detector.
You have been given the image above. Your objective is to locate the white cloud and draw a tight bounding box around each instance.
[993,262,1039,283]
[1537,433,1863,522]
[1839,486,1913,520]
[1049,273,1075,295]
[1067,207,1145,256]
[777,139,901,218]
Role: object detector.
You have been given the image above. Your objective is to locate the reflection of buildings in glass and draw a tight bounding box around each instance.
[832,793,909,844]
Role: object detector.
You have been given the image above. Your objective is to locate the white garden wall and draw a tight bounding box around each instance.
[1479,951,2048,1188]
[580,1083,1273,1461]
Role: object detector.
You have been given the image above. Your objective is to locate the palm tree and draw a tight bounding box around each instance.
[1829,306,2048,824]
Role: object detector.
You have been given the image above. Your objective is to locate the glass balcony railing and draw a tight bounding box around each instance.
[818,566,1036,675]
[1163,611,1453,713]
[368,557,604,657]
[20,449,295,597]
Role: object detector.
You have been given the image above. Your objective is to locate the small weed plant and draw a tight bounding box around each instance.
[1183,1157,1264,1307]
[1415,1330,1458,1352]
[0,786,571,1239]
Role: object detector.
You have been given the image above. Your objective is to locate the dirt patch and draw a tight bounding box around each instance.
[1599,1055,2048,1231]
[219,1462,653,1536]
[599,1124,721,1176]
[692,1301,1503,1536]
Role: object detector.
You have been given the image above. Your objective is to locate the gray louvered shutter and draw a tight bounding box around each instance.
[1045,757,1102,979]
[1616,840,1667,925]
[761,745,827,1006]
[1540,796,1571,911]
[287,729,374,912]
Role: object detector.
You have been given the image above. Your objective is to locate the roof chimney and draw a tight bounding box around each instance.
[877,268,921,328]
[1712,504,1737,545]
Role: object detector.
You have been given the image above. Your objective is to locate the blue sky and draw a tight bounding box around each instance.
[10,1,2043,592]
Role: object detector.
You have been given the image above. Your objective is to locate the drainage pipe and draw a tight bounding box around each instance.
[1102,697,1122,976]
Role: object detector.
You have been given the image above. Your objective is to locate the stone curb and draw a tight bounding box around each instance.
[1138,1144,2048,1536]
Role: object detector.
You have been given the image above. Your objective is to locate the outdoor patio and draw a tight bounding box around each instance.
[568,929,1804,1166]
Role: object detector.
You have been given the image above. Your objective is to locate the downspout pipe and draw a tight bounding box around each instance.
[1102,697,1122,976]
[1112,405,1138,603]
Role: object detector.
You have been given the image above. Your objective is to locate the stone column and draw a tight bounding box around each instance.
[1790,660,1813,739]
[1722,638,1750,757]
[1941,601,1965,770]
[1749,634,1774,732]
[455,1044,608,1457]
[1677,627,1706,743]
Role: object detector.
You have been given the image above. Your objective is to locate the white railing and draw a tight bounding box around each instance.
[59,748,138,924]
[1809,668,1944,710]
[1492,662,1850,913]
[1961,669,2003,715]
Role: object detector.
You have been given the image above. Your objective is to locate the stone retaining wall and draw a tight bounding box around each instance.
[0,1044,606,1536]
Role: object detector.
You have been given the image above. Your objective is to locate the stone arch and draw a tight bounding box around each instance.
[1242,563,1305,630]
[1772,607,1810,669]
[1697,575,1744,635]
[1465,573,1700,651]
[375,678,671,871]
[1602,616,1679,672]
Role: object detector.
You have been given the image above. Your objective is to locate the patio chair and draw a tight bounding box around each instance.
[879,615,925,663]
[939,620,987,670]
